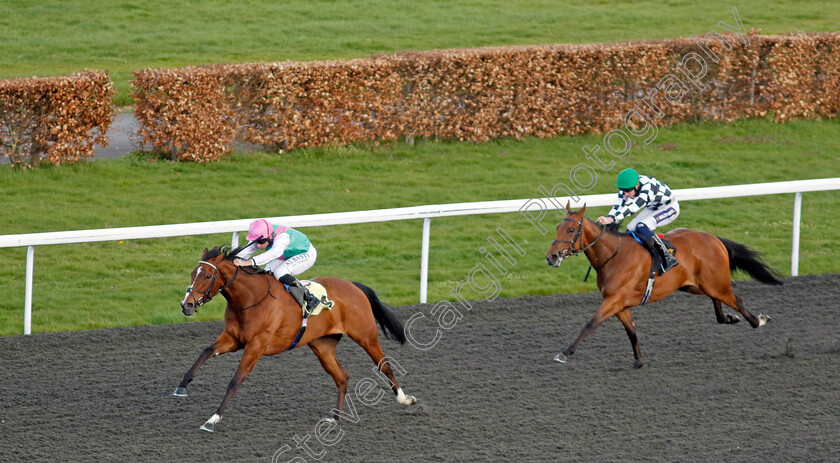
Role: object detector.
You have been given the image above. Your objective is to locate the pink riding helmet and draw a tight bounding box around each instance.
[246,219,290,241]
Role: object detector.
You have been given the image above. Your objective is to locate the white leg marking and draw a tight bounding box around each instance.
[200,413,221,432]
[758,314,771,327]
[396,388,417,405]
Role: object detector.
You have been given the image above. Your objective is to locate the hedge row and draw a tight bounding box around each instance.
[0,71,114,167]
[131,32,840,162]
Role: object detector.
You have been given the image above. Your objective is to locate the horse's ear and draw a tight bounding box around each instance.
[580,203,586,215]
[565,200,572,213]
[202,248,208,258]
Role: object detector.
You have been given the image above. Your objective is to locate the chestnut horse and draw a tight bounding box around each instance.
[545,204,783,368]
[176,246,417,432]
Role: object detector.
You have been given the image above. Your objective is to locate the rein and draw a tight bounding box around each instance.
[593,235,621,271]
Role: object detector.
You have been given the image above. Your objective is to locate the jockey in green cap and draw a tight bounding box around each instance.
[597,169,680,273]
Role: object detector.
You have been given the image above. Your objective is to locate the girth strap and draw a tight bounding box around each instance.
[284,317,309,351]
[640,268,656,305]
[283,284,311,351]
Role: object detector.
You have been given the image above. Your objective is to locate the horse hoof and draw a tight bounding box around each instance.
[200,413,221,433]
[554,353,568,363]
[396,388,416,405]
[731,314,741,324]
[172,387,187,397]
[633,361,644,369]
[758,314,771,327]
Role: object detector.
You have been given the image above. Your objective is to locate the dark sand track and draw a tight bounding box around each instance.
[1,274,839,462]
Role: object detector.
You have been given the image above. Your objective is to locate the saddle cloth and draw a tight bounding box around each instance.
[290,280,335,317]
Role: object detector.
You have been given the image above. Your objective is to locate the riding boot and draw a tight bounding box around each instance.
[278,275,320,316]
[649,235,679,272]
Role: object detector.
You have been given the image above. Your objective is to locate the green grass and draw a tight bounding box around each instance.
[1,1,838,104]
[1,1,839,335]
[0,117,838,335]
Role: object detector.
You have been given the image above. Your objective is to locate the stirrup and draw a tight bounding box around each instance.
[661,253,679,272]
[303,293,320,315]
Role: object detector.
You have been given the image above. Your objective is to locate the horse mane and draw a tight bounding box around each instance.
[200,245,247,260]
[578,215,622,236]
[226,245,249,260]
[200,245,273,275]
[602,221,621,236]
[201,246,228,261]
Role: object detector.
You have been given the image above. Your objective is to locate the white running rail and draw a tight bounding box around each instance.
[1,177,838,334]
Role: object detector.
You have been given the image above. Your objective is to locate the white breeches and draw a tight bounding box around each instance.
[627,200,680,232]
[265,246,317,279]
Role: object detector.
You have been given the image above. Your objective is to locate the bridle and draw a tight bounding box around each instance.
[551,217,621,270]
[185,260,277,311]
[552,217,602,258]
[185,260,236,308]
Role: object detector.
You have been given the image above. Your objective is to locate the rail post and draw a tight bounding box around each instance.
[420,218,431,304]
[24,245,34,335]
[791,192,802,276]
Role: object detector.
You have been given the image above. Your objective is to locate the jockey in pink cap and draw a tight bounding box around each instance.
[234,219,320,313]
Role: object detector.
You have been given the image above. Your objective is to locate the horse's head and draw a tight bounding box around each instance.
[180,248,229,316]
[545,202,587,267]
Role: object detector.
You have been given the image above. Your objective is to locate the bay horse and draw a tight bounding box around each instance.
[176,246,417,432]
[545,203,783,368]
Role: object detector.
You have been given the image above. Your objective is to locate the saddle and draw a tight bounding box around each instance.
[628,232,677,275]
[284,280,335,317]
[627,232,677,305]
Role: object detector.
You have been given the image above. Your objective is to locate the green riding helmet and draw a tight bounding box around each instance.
[616,168,640,189]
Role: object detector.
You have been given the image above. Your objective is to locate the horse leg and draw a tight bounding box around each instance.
[308,335,350,421]
[712,298,740,324]
[731,294,770,328]
[173,331,240,397]
[707,287,769,328]
[615,309,644,369]
[556,297,624,363]
[200,342,266,433]
[353,335,417,406]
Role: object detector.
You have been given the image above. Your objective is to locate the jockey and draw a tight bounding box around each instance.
[234,219,320,313]
[596,168,680,273]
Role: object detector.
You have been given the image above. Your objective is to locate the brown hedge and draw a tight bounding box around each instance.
[131,33,840,162]
[0,71,114,167]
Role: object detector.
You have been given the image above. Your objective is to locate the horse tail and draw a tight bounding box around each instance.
[352,282,407,344]
[716,236,784,285]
